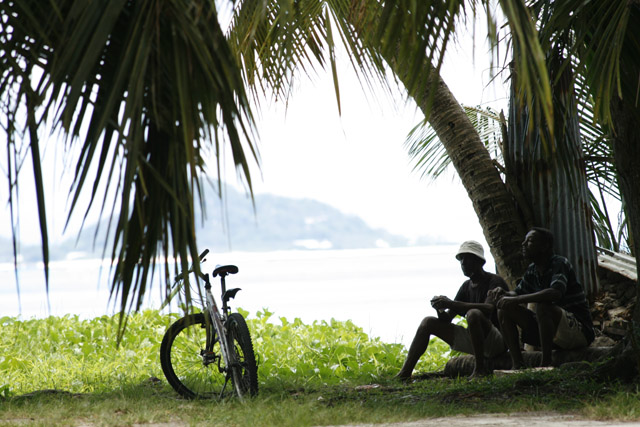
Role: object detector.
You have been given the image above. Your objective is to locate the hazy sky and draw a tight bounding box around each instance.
[228,34,508,245]
[1,27,508,249]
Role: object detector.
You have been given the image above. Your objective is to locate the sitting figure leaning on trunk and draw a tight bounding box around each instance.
[494,227,595,369]
[395,240,508,380]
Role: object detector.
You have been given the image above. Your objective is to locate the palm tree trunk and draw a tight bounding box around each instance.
[408,72,528,285]
[610,99,640,264]
[505,49,600,296]
[610,96,640,368]
[346,1,527,285]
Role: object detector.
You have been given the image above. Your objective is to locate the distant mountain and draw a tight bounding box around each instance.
[1,185,448,262]
[194,186,409,252]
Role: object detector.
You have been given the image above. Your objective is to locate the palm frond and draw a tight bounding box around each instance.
[1,0,259,330]
[405,105,504,180]
[534,0,638,125]
[372,0,467,114]
[408,93,628,253]
[227,0,387,109]
[576,70,625,252]
[501,0,554,140]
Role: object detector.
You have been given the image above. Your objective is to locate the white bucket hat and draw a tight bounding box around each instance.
[455,240,486,263]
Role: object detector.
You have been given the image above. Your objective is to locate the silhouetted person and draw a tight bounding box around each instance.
[495,227,595,369]
[396,241,508,380]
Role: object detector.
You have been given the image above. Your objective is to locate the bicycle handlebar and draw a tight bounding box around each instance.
[173,249,210,282]
[160,248,211,310]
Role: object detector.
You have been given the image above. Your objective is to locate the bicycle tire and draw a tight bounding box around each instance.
[160,313,228,399]
[226,313,259,397]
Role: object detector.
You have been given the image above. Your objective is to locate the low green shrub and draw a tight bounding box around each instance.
[0,309,454,396]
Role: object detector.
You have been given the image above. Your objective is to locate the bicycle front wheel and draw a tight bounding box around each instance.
[226,313,259,397]
[160,313,228,399]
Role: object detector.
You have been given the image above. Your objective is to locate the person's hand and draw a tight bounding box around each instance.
[430,295,452,311]
[487,287,506,299]
[486,287,506,305]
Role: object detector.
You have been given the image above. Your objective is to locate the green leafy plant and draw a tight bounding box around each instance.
[1,310,444,395]
[0,309,465,396]
[248,308,406,388]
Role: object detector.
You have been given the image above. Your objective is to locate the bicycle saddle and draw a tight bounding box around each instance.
[213,264,239,277]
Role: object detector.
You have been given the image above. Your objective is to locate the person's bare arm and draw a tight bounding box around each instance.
[430,296,456,323]
[496,288,562,309]
[431,296,494,318]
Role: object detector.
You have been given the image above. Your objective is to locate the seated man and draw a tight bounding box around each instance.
[396,240,508,379]
[495,227,595,369]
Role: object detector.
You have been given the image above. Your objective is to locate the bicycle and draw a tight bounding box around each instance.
[159,249,258,399]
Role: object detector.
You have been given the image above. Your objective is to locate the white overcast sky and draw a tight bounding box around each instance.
[227,30,509,244]
[1,24,509,248]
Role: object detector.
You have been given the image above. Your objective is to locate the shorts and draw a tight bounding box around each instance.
[450,323,506,357]
[520,307,588,350]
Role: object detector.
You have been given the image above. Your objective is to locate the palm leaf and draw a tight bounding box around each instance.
[407,98,628,253]
[227,0,386,108]
[1,0,258,332]
[406,105,504,180]
[534,0,638,125]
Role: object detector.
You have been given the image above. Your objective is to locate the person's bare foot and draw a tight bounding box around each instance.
[393,372,412,383]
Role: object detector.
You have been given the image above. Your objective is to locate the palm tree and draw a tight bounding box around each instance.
[3,0,637,338]
[229,0,532,284]
[531,0,640,375]
[227,0,628,288]
[0,1,259,326]
[366,0,640,373]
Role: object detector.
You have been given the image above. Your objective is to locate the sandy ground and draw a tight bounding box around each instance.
[328,413,640,427]
[3,414,637,426]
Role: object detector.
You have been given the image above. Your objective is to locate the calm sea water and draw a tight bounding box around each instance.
[0,245,497,347]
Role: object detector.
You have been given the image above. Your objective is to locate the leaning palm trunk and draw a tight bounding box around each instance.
[412,74,527,286]
[346,1,527,285]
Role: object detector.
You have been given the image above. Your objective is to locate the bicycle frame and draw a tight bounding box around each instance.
[200,271,245,399]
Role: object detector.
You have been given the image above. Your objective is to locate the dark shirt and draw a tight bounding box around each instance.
[453,272,508,328]
[514,255,595,344]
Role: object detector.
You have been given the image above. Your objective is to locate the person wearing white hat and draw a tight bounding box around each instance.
[395,240,509,380]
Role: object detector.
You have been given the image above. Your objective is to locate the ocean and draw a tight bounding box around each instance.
[0,245,497,348]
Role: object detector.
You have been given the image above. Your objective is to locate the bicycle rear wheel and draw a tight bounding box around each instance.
[160,313,228,399]
[226,313,259,397]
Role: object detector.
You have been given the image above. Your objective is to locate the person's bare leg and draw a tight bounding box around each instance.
[498,306,530,370]
[466,309,493,377]
[535,303,562,366]
[396,316,455,379]
[396,322,430,379]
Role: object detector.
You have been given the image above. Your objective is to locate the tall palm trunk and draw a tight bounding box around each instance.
[610,97,640,265]
[610,96,640,370]
[506,48,600,296]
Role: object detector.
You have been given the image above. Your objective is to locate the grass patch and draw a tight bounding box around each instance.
[2,372,639,426]
[1,310,639,425]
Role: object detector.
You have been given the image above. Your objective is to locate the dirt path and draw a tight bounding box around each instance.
[5,413,638,426]
[329,412,640,426]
